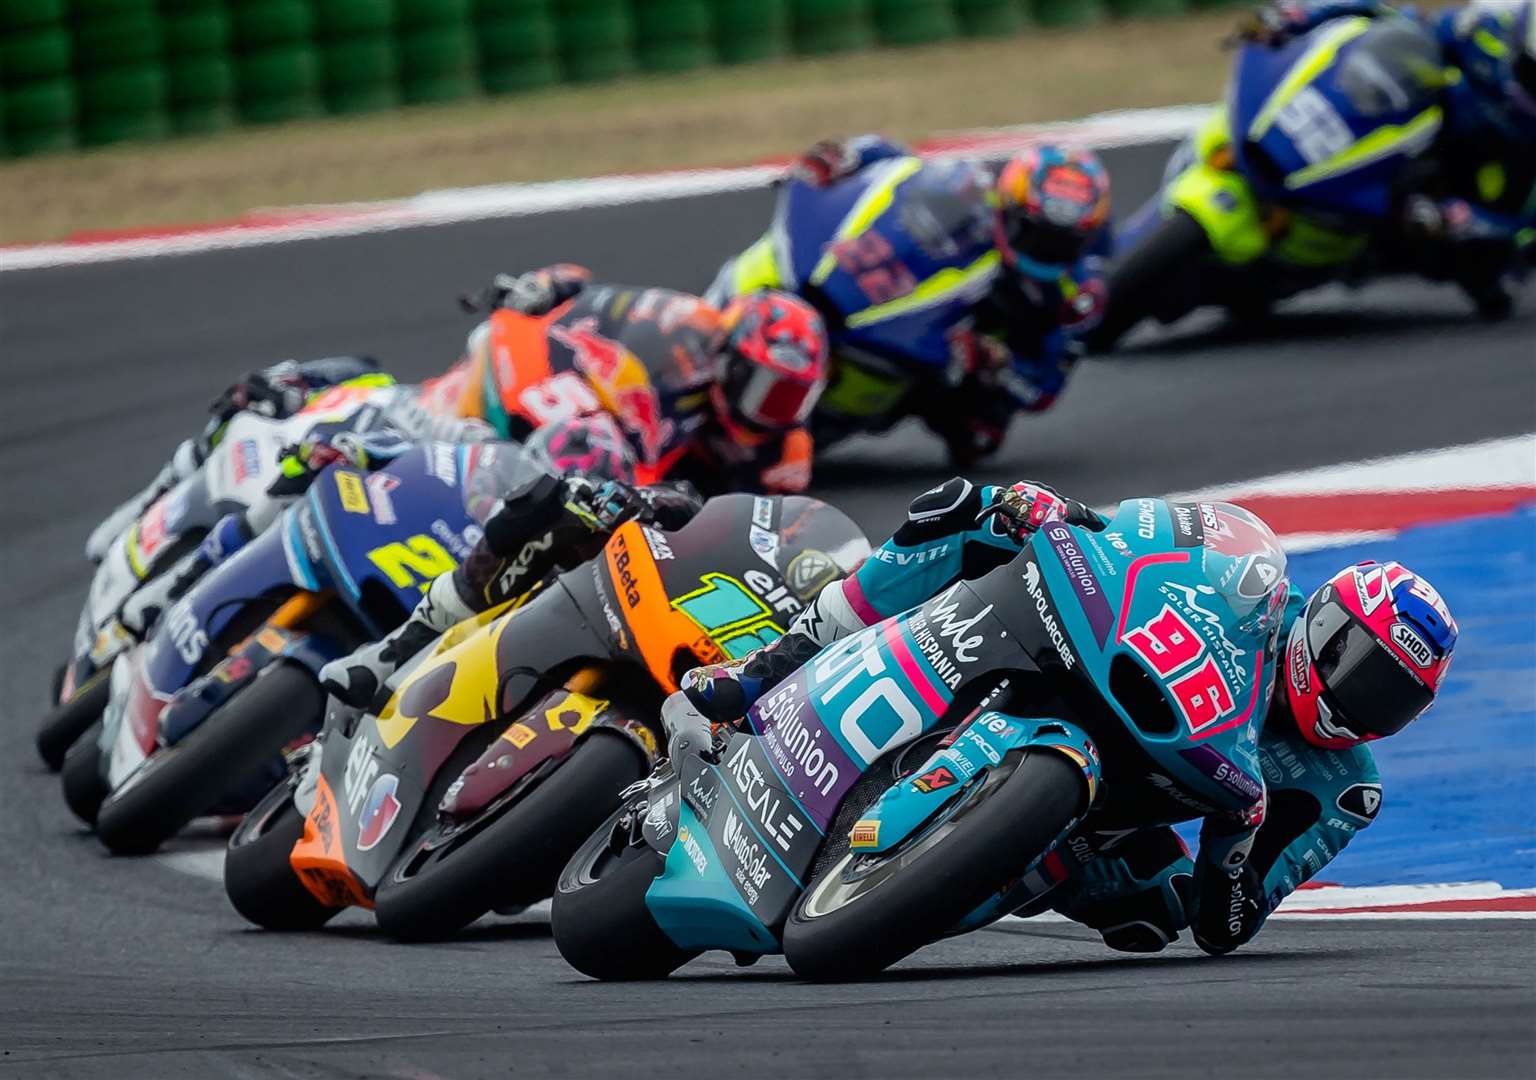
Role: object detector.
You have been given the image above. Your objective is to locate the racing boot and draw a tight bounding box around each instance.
[319,570,476,710]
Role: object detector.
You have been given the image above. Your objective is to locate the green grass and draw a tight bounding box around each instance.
[0,12,1241,245]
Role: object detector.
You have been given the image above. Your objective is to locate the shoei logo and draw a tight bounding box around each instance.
[1390,622,1433,668]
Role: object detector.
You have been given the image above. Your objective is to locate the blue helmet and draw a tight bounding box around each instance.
[1449,0,1536,141]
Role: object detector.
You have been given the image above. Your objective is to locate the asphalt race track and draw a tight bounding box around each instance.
[3,142,1534,1079]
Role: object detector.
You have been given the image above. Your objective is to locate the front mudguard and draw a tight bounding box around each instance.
[846,713,1101,858]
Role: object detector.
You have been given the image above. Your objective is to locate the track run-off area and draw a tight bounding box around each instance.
[2,124,1533,1078]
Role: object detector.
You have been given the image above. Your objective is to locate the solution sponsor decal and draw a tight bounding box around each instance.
[1043,522,1113,646]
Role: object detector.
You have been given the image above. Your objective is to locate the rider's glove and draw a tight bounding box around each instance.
[210,365,309,422]
[792,138,860,188]
[978,481,1101,543]
[266,435,359,496]
[563,475,645,534]
[1061,274,1109,334]
[462,264,592,315]
[635,481,704,531]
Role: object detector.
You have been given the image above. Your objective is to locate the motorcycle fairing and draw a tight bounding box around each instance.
[1010,499,1281,816]
[290,580,613,904]
[301,447,473,636]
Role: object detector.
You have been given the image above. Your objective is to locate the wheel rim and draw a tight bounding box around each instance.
[798,754,1020,921]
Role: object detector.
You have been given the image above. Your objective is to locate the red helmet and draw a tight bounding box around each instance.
[711,290,829,444]
[991,145,1111,281]
[1284,561,1458,750]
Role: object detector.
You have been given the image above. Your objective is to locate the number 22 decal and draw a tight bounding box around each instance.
[367,535,457,592]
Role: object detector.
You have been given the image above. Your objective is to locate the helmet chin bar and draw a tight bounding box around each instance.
[1313,697,1361,744]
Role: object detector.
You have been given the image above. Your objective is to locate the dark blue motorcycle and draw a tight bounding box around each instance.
[83,442,541,854]
[1093,14,1451,347]
[706,154,1004,448]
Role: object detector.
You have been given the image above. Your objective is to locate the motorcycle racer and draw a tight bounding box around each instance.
[84,355,389,564]
[318,415,706,710]
[428,265,831,495]
[112,365,498,639]
[669,477,1458,956]
[777,136,1112,464]
[1241,0,1536,315]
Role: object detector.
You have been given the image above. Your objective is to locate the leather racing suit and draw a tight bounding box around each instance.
[676,476,1381,955]
[771,135,1109,463]
[1244,1,1536,315]
[320,469,705,709]
[420,265,817,495]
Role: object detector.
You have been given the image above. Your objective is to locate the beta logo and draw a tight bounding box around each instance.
[355,773,402,852]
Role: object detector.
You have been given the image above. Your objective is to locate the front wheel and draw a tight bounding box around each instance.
[375,731,648,942]
[36,669,111,771]
[782,750,1085,981]
[60,721,108,827]
[95,663,326,856]
[224,782,339,931]
[552,807,698,981]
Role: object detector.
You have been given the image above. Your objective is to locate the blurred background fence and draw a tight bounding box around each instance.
[0,0,1244,158]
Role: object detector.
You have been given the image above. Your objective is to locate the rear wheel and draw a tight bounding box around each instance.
[60,721,109,827]
[95,663,325,855]
[375,731,648,942]
[224,781,339,931]
[552,804,697,980]
[782,750,1086,981]
[36,669,111,771]
[1086,209,1212,352]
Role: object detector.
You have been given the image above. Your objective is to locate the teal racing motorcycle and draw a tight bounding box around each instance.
[552,497,1288,980]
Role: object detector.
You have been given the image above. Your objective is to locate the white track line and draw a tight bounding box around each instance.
[0,105,1208,272]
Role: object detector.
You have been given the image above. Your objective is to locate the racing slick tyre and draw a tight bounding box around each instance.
[375,730,648,942]
[36,669,111,771]
[95,662,325,856]
[552,805,699,980]
[783,749,1086,981]
[1085,208,1212,353]
[61,721,109,826]
[224,782,339,931]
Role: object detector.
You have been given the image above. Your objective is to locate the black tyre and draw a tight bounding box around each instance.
[552,811,697,981]
[1085,208,1213,353]
[95,663,325,856]
[375,731,647,942]
[36,669,111,771]
[61,722,109,827]
[782,750,1086,981]
[224,782,339,931]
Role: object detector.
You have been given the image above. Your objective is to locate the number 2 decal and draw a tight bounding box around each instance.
[367,535,457,592]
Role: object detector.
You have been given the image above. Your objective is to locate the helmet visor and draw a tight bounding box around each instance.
[1305,597,1434,738]
[1004,215,1087,270]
